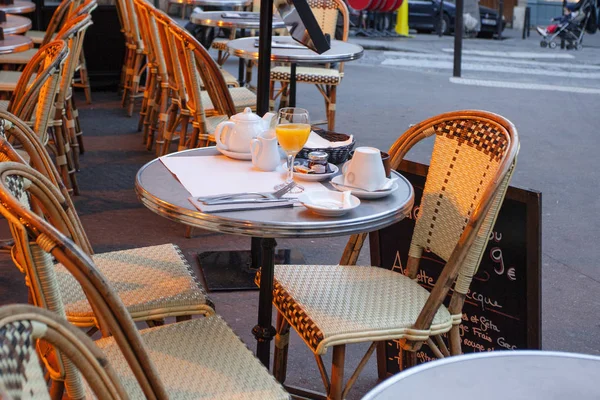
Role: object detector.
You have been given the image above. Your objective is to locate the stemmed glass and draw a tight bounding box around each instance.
[274,107,311,191]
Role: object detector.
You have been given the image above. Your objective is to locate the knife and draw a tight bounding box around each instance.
[201,198,295,206]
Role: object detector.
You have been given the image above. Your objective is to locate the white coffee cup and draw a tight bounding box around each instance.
[342,147,387,191]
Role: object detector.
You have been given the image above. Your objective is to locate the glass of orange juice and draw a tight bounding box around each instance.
[275,107,310,191]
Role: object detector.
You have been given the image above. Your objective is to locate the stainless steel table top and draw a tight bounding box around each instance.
[187,0,251,7]
[0,1,35,14]
[190,11,286,29]
[1,14,31,34]
[135,147,413,238]
[363,351,600,400]
[0,34,32,54]
[227,36,364,64]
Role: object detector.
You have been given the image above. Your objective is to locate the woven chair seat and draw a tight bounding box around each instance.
[270,66,342,85]
[211,38,229,51]
[0,48,37,65]
[90,315,289,399]
[206,115,228,133]
[218,68,238,87]
[201,87,256,113]
[25,30,52,45]
[0,100,8,110]
[55,244,215,326]
[263,264,454,355]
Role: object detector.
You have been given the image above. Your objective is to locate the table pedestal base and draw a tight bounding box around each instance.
[198,248,304,292]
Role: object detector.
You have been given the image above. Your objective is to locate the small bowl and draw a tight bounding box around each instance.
[298,191,360,217]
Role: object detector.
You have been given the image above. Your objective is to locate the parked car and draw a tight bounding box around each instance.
[408,0,506,37]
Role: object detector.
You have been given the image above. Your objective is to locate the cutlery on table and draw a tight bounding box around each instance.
[198,181,297,204]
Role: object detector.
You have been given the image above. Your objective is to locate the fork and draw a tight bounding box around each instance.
[198,181,297,204]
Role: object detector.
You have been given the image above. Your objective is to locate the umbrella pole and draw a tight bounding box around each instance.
[256,0,274,116]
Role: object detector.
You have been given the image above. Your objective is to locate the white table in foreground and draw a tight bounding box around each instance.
[135,147,414,368]
[363,350,600,400]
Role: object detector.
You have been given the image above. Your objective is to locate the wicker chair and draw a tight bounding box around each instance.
[0,114,215,329]
[0,304,127,399]
[149,9,255,155]
[0,162,289,400]
[257,111,520,399]
[269,0,349,130]
[0,0,93,105]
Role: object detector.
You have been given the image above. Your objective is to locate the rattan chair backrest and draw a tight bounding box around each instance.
[54,14,94,105]
[169,19,237,116]
[0,162,168,399]
[386,110,519,333]
[0,304,127,400]
[9,41,68,145]
[134,0,166,80]
[40,0,84,46]
[73,0,98,16]
[123,0,143,52]
[308,0,349,40]
[308,0,349,72]
[0,112,92,254]
[153,9,188,101]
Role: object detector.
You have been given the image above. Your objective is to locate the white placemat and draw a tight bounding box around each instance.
[160,154,329,198]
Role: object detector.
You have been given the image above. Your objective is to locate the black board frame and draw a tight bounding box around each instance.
[369,159,542,377]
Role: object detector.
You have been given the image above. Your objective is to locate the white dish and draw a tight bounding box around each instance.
[216,146,252,160]
[298,191,360,217]
[280,162,339,182]
[330,175,399,199]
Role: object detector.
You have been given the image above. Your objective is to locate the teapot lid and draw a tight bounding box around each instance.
[231,107,261,122]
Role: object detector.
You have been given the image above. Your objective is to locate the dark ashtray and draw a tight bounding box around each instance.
[292,158,332,175]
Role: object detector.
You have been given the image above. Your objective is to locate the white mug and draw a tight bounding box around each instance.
[342,147,387,191]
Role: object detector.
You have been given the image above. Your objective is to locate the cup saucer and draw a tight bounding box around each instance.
[331,175,398,199]
[298,191,360,217]
[279,162,339,182]
[216,145,252,160]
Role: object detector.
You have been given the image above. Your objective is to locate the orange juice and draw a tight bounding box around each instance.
[276,123,311,153]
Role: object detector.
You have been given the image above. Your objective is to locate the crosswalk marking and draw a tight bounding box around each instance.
[382,51,600,71]
[441,49,576,59]
[381,57,600,79]
[450,77,600,94]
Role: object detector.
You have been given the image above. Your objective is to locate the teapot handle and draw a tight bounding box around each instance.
[214,121,235,150]
[251,138,262,160]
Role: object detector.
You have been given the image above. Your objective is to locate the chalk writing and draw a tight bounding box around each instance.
[466,291,503,311]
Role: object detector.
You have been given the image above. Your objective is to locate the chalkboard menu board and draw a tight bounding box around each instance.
[370,160,542,375]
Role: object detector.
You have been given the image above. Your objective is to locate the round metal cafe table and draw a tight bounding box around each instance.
[228,36,364,106]
[190,11,286,84]
[0,33,32,54]
[0,0,35,14]
[363,351,600,400]
[190,11,286,30]
[135,147,414,368]
[1,14,32,34]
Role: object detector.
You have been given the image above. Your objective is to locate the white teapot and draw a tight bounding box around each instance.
[214,107,275,154]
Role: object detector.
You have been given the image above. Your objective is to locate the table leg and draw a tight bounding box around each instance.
[252,237,277,368]
[238,28,246,86]
[288,63,297,107]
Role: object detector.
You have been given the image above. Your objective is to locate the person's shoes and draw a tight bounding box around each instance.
[536,26,547,37]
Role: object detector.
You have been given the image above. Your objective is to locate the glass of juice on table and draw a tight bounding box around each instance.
[275,107,310,192]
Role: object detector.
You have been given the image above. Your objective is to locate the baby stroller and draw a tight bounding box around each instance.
[537,0,598,50]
